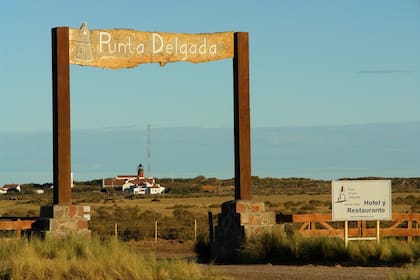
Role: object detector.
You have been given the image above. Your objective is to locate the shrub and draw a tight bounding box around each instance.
[341,241,377,264]
[240,228,293,264]
[218,231,420,266]
[289,235,347,263]
[299,203,316,211]
[194,233,211,261]
[378,239,413,264]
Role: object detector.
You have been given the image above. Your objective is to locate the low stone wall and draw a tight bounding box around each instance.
[214,200,275,261]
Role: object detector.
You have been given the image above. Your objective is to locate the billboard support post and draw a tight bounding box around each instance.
[344,220,380,248]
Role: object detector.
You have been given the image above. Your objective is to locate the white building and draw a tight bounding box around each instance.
[104,164,166,195]
[0,184,21,194]
[124,181,165,195]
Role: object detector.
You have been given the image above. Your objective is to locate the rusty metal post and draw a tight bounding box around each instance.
[233,32,251,200]
[52,27,72,205]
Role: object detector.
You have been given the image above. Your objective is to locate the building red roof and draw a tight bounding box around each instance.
[2,184,20,189]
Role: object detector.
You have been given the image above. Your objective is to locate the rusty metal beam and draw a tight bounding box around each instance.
[52,27,72,205]
[233,32,251,200]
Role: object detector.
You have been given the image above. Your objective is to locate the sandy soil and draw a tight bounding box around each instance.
[198,264,407,280]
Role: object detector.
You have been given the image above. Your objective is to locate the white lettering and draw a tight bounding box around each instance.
[199,38,207,54]
[179,42,187,60]
[209,44,217,55]
[189,44,197,54]
[99,32,111,53]
[136,43,144,53]
[98,32,219,59]
[165,43,173,54]
[153,33,163,53]
[128,37,134,54]
[118,42,126,54]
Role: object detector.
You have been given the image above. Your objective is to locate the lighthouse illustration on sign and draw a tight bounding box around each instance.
[336,185,347,203]
[74,22,93,62]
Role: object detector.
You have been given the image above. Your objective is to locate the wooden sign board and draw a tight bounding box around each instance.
[69,23,234,68]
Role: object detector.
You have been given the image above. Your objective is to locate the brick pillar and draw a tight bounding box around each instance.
[214,200,275,261]
[35,205,91,238]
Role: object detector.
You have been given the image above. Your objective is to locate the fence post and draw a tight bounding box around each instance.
[310,221,315,231]
[155,220,158,245]
[208,212,214,243]
[194,219,197,241]
[208,212,214,259]
[361,221,366,237]
[114,223,118,240]
[16,219,21,239]
[408,218,413,242]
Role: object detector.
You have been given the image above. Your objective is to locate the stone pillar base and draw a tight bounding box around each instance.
[214,200,275,261]
[34,205,91,238]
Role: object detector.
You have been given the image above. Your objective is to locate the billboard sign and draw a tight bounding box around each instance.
[332,180,392,221]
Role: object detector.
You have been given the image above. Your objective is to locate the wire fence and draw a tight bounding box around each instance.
[89,214,211,242]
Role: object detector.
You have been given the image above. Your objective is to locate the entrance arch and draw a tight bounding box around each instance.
[51,24,251,204]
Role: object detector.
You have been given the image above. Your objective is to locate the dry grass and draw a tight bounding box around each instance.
[88,195,231,217]
[231,230,420,265]
[0,235,220,280]
[1,191,420,219]
[83,192,420,216]
[0,199,42,217]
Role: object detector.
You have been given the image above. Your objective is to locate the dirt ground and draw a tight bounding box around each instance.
[198,264,408,280]
[144,240,411,280]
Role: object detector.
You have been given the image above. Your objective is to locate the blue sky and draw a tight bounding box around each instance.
[1,1,420,183]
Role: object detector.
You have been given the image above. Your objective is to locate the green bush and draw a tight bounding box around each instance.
[239,228,293,263]
[378,239,413,263]
[292,235,346,263]
[347,241,378,264]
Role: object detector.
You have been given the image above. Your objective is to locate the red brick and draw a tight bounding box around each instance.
[76,220,88,230]
[68,206,77,217]
[235,202,247,213]
[249,202,264,212]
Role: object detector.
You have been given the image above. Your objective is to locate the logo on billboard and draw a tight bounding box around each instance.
[336,185,347,203]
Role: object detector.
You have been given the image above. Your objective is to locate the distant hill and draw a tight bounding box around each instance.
[69,176,420,195]
[1,122,420,183]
